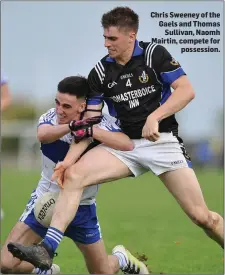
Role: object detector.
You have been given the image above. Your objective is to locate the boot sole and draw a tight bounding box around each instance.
[7,243,50,271]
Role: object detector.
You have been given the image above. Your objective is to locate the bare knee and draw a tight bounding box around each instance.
[189,207,216,229]
[64,165,85,189]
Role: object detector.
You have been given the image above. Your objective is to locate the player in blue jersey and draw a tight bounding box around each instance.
[1,71,12,112]
[2,76,148,274]
[1,71,12,221]
[9,6,223,272]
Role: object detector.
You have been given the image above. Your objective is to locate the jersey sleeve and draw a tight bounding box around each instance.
[38,108,56,127]
[150,45,186,85]
[87,63,104,106]
[98,113,121,132]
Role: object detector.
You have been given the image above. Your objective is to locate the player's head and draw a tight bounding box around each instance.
[56,76,88,124]
[101,7,139,60]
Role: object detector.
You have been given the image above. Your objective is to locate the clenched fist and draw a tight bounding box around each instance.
[142,115,160,142]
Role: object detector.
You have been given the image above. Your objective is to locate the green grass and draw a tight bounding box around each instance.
[1,168,224,274]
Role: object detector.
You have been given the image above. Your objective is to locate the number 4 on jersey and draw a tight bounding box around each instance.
[126,78,132,87]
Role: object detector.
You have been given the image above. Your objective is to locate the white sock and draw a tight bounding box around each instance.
[113,251,128,269]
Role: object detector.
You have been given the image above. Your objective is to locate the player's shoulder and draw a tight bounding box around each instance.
[91,54,113,72]
[141,41,167,53]
[38,108,57,126]
[88,55,109,86]
[40,108,56,118]
[92,55,109,71]
[99,112,121,132]
[141,41,170,67]
[1,70,8,85]
[97,54,110,66]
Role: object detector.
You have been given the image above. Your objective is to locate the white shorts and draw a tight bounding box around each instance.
[99,132,192,176]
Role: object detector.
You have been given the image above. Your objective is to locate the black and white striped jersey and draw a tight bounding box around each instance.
[88,40,186,139]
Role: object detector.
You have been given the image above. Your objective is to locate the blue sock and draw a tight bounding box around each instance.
[32,267,48,274]
[43,226,64,253]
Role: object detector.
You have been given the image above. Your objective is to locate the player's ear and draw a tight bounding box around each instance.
[129,31,136,43]
[79,101,86,113]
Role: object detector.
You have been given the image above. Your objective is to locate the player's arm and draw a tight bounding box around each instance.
[51,139,92,186]
[70,114,134,151]
[59,139,92,167]
[149,45,195,122]
[56,127,133,169]
[150,76,194,122]
[52,129,134,187]
[37,124,71,144]
[85,66,104,118]
[37,109,72,143]
[92,126,134,151]
[142,45,195,141]
[1,83,12,111]
[69,116,134,151]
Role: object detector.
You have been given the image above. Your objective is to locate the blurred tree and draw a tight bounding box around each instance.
[1,100,37,121]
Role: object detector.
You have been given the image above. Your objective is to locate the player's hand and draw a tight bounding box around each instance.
[71,128,92,144]
[69,116,103,131]
[69,116,103,143]
[142,115,160,142]
[51,161,69,188]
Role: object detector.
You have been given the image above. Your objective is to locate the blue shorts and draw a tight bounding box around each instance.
[19,190,101,244]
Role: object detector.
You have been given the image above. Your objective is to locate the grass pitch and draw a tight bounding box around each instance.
[1,168,224,274]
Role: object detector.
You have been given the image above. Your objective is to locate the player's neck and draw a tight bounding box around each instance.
[115,43,135,65]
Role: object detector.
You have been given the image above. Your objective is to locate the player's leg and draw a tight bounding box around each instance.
[2,221,60,274]
[65,202,113,274]
[76,228,138,274]
[7,146,145,270]
[70,186,149,274]
[77,241,149,274]
[50,146,132,232]
[159,167,224,248]
[4,189,60,274]
[1,221,41,273]
[76,240,114,274]
[137,133,223,248]
[2,188,43,273]
[37,145,132,268]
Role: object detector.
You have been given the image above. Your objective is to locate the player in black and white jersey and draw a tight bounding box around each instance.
[89,42,182,139]
[9,6,223,272]
[3,76,148,274]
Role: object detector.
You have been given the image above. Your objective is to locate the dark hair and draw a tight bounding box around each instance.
[57,76,89,99]
[101,7,139,33]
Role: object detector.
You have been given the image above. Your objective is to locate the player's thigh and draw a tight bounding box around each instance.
[68,146,133,186]
[138,133,191,175]
[1,221,42,267]
[76,239,111,274]
[159,168,209,219]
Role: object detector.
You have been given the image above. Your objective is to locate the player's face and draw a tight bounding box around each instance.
[55,92,86,124]
[103,26,136,60]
